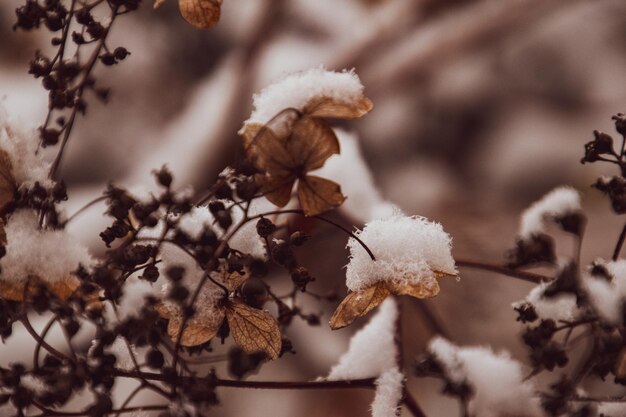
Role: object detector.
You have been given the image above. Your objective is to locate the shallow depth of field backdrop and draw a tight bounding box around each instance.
[1,0,626,416]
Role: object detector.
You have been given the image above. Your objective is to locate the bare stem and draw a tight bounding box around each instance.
[455,259,549,284]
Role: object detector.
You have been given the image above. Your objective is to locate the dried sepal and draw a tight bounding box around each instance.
[329,282,390,330]
[225,300,282,360]
[0,149,17,214]
[298,175,345,217]
[168,312,225,347]
[244,112,347,216]
[0,275,79,302]
[304,96,374,120]
[330,271,454,330]
[222,266,251,292]
[153,0,167,8]
[178,0,222,29]
[155,302,225,347]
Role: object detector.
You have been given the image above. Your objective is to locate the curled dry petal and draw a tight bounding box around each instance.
[155,302,225,347]
[329,282,390,330]
[329,271,454,330]
[178,0,222,29]
[303,96,374,120]
[0,148,16,214]
[298,175,345,217]
[0,275,79,302]
[226,300,282,360]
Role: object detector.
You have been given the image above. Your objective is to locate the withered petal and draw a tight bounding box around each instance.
[255,173,295,208]
[226,300,281,360]
[329,282,390,330]
[298,175,346,216]
[178,0,222,29]
[304,96,374,120]
[288,115,340,172]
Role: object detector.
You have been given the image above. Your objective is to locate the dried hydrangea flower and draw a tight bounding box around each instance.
[330,214,456,329]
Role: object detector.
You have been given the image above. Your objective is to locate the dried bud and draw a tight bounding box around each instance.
[256,217,276,238]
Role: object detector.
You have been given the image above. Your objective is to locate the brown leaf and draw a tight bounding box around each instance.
[226,300,281,360]
[178,0,222,29]
[304,96,374,120]
[298,175,346,216]
[329,282,390,330]
[0,148,16,214]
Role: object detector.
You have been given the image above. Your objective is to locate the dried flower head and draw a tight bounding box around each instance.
[241,68,373,216]
[0,210,92,301]
[330,214,456,329]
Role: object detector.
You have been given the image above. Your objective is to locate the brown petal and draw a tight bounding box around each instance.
[245,123,296,176]
[222,266,251,292]
[298,175,346,216]
[178,0,222,29]
[166,312,224,347]
[0,275,79,302]
[226,300,281,360]
[304,96,374,120]
[329,282,390,330]
[386,279,440,299]
[255,173,295,208]
[287,115,340,172]
[0,149,16,214]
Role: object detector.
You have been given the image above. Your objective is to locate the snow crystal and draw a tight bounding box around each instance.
[0,210,93,283]
[519,186,581,239]
[241,67,367,130]
[327,298,398,380]
[317,129,396,223]
[514,282,580,323]
[345,214,456,292]
[21,374,47,394]
[371,367,404,417]
[429,337,543,417]
[0,107,52,188]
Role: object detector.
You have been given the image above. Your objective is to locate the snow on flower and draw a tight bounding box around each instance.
[519,186,582,239]
[582,259,626,325]
[429,337,544,417]
[104,277,156,325]
[317,129,396,223]
[0,107,52,189]
[371,367,404,417]
[240,67,370,131]
[0,210,92,298]
[513,281,580,323]
[326,298,398,380]
[345,214,456,292]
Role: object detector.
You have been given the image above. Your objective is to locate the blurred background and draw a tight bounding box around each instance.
[1,0,626,415]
